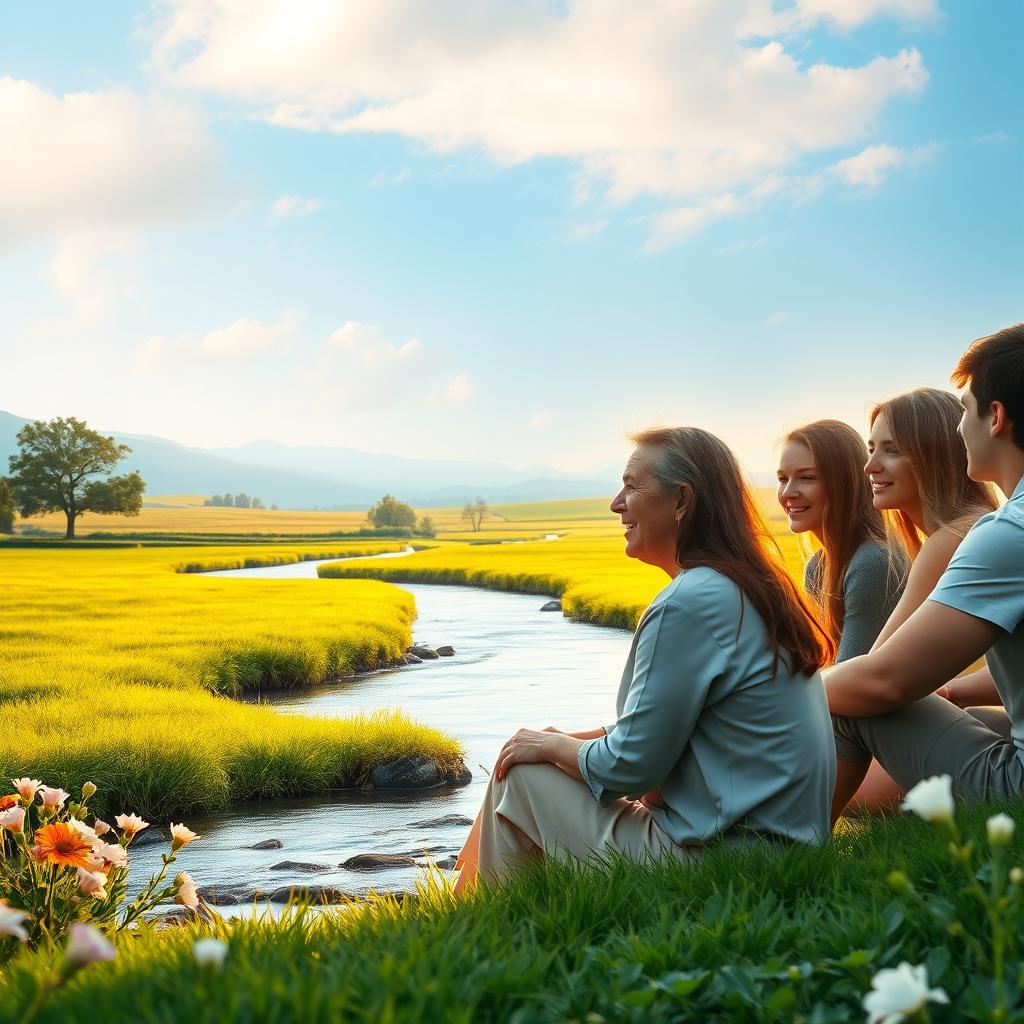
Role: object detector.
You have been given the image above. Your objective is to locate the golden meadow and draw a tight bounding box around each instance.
[0,496,804,818]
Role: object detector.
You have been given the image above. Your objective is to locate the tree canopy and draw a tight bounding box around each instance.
[367,494,416,530]
[0,478,15,534]
[8,417,145,539]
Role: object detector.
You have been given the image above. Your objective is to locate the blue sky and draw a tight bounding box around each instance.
[0,1,1020,476]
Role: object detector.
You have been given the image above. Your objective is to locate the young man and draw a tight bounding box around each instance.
[828,323,1024,820]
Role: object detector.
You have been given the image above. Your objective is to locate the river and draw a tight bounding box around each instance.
[130,554,634,907]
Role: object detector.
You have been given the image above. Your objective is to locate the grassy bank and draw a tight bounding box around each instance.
[2,808,1016,1022]
[318,532,806,631]
[0,544,463,818]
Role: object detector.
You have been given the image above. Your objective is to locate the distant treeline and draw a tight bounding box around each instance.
[205,493,277,510]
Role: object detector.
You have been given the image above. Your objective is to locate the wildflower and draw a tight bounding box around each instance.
[899,775,954,823]
[33,823,96,869]
[0,795,18,811]
[987,813,1015,846]
[81,781,97,800]
[29,844,48,862]
[115,813,149,839]
[62,923,116,974]
[11,778,41,801]
[39,787,70,811]
[0,806,25,833]
[0,905,30,942]
[1012,867,1024,885]
[175,871,199,910]
[863,962,949,1024]
[68,818,99,844]
[170,823,199,851]
[76,868,108,899]
[92,841,128,867]
[93,818,112,837]
[193,937,229,969]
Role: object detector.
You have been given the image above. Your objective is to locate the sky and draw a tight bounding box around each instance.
[0,0,1020,477]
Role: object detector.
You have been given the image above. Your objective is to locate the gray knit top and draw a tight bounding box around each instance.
[804,541,904,663]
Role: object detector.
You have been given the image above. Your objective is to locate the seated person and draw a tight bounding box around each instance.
[454,426,837,893]
[828,324,1024,821]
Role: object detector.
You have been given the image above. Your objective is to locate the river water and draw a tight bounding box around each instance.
[130,555,634,907]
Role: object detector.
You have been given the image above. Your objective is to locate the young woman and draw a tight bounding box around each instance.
[833,387,1000,817]
[777,420,904,663]
[453,427,836,893]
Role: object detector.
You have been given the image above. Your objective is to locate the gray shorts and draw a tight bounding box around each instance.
[833,696,1024,799]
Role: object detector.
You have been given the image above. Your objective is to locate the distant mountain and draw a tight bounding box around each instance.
[0,411,617,509]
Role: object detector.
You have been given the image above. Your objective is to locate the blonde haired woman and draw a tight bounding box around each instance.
[834,387,1000,817]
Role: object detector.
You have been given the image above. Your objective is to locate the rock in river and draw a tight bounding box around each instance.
[246,838,283,850]
[268,885,355,905]
[408,814,474,829]
[540,600,562,612]
[435,645,456,657]
[268,861,336,873]
[371,755,440,788]
[407,645,440,660]
[341,853,417,871]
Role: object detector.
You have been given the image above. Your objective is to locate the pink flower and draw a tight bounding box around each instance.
[63,923,116,974]
[0,806,25,833]
[170,823,199,851]
[68,818,99,844]
[175,872,199,910]
[93,818,112,837]
[39,787,70,810]
[114,813,149,838]
[76,868,108,899]
[11,778,42,801]
[0,905,30,942]
[92,841,128,866]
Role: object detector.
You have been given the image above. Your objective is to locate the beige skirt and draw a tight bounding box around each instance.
[455,762,698,889]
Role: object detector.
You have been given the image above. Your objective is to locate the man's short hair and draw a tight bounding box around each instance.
[951,324,1024,449]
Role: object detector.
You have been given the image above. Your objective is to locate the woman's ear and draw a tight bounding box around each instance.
[674,483,693,524]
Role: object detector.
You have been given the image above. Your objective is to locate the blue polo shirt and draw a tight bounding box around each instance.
[930,475,1024,756]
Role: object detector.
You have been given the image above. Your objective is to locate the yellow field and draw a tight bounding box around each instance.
[0,542,463,818]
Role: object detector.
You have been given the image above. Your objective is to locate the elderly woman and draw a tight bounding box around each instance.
[453,427,837,893]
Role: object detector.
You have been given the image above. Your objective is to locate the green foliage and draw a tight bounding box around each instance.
[0,476,15,533]
[8,417,146,539]
[234,493,251,509]
[368,494,417,530]
[5,811,1024,1021]
[416,515,437,538]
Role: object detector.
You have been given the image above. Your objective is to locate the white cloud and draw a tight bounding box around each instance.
[528,410,558,431]
[268,194,323,220]
[646,194,746,251]
[566,219,609,242]
[974,131,1010,145]
[150,1,931,246]
[0,76,221,245]
[426,373,474,408]
[830,142,938,189]
[47,232,138,323]
[134,311,299,368]
[763,311,790,326]
[370,167,412,188]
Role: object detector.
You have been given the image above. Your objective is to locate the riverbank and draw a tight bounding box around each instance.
[0,544,466,819]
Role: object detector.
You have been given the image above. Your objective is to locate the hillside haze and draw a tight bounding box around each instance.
[0,411,616,509]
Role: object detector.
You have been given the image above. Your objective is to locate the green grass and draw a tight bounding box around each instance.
[3,807,1021,1022]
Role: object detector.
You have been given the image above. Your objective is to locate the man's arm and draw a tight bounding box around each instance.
[825,600,1001,717]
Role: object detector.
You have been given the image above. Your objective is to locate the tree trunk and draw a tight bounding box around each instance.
[65,510,75,540]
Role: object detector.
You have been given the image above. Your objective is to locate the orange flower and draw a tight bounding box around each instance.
[32,823,95,870]
[0,795,17,811]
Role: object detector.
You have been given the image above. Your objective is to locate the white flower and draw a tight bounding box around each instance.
[170,823,199,851]
[11,778,42,801]
[0,904,30,942]
[863,962,949,1024]
[899,775,954,823]
[68,818,99,844]
[63,923,116,972]
[39,786,70,809]
[92,841,128,866]
[987,813,1016,846]
[193,937,229,969]
[76,868,108,899]
[114,813,149,838]
[175,871,199,910]
[0,806,25,833]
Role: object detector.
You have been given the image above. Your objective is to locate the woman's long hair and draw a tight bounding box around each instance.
[783,420,891,655]
[870,388,998,559]
[633,426,834,675]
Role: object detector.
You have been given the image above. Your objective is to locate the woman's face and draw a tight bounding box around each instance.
[609,445,681,575]
[776,441,826,537]
[865,412,919,514]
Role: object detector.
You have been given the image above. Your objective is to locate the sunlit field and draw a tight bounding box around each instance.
[0,543,463,818]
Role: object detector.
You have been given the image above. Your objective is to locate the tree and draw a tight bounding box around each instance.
[461,495,489,532]
[0,477,15,534]
[416,514,436,538]
[367,494,416,530]
[222,493,234,507]
[8,417,145,540]
[252,497,264,510]
[234,492,250,509]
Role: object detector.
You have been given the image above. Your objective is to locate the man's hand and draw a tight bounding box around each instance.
[494,728,586,782]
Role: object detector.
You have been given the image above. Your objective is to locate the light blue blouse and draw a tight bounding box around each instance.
[577,566,836,847]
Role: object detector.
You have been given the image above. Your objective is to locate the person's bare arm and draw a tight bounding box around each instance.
[826,600,1001,717]
[871,528,964,650]
[937,666,1002,708]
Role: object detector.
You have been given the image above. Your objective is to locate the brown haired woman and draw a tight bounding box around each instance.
[777,420,904,663]
[452,427,836,893]
[831,387,1000,818]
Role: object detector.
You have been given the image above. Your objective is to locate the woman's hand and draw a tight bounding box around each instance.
[495,728,555,781]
